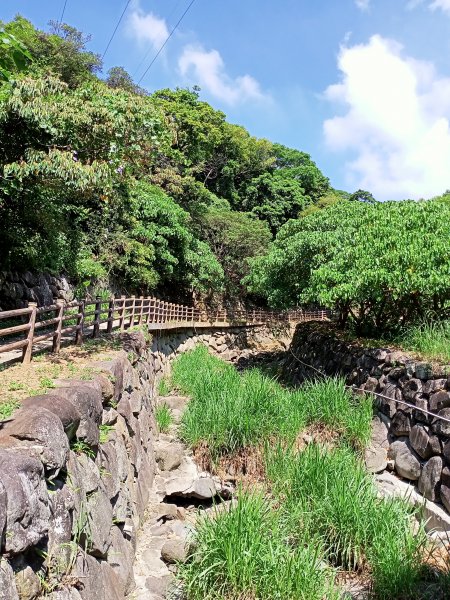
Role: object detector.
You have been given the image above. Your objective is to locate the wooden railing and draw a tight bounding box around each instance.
[0,295,330,364]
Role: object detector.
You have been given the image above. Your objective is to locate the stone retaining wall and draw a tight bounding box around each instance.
[282,322,450,513]
[0,324,288,599]
[0,272,74,310]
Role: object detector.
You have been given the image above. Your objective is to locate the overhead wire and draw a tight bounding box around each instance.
[102,0,133,60]
[133,0,184,77]
[137,0,197,85]
[57,0,68,32]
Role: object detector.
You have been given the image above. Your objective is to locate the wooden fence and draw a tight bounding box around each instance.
[0,295,329,364]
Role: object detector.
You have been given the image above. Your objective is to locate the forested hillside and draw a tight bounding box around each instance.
[0,16,335,302]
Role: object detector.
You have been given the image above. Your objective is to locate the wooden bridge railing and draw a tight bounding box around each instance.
[0,295,330,364]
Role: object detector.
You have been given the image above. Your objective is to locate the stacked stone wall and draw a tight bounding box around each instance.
[0,324,287,599]
[283,322,450,512]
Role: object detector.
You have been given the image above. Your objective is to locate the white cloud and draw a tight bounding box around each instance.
[179,45,268,105]
[127,1,169,50]
[429,0,450,13]
[323,35,450,200]
[355,0,371,11]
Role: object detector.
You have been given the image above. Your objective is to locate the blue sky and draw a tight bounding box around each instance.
[2,0,450,199]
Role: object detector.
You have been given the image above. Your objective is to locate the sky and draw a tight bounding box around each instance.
[2,0,450,200]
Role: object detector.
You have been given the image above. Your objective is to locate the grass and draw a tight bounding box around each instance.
[178,491,340,600]
[173,344,449,599]
[397,320,450,363]
[155,403,173,433]
[157,377,172,396]
[172,345,372,460]
[0,399,20,420]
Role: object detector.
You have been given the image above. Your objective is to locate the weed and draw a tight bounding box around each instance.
[70,439,95,459]
[39,376,56,389]
[0,399,20,420]
[397,320,450,363]
[156,403,173,433]
[8,380,25,391]
[157,377,172,396]
[99,424,114,444]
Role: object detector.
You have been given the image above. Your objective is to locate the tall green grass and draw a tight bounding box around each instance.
[172,345,372,458]
[398,320,450,363]
[178,491,340,600]
[266,443,429,599]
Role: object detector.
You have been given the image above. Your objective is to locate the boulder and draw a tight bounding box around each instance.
[415,362,433,380]
[107,525,135,594]
[390,410,411,437]
[20,394,80,440]
[429,390,450,413]
[418,456,442,502]
[155,442,184,472]
[48,482,74,560]
[161,538,187,564]
[402,378,422,401]
[0,559,19,600]
[0,407,69,473]
[0,449,50,554]
[46,589,83,600]
[389,440,421,480]
[49,385,102,447]
[410,424,440,459]
[432,408,450,436]
[364,446,387,473]
[423,379,448,395]
[11,556,41,600]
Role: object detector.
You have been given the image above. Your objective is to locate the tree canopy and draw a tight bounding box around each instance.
[246,199,450,332]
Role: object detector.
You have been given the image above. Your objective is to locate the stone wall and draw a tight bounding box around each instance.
[282,322,450,512]
[0,324,288,599]
[0,272,74,310]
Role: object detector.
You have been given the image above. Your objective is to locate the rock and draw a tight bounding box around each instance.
[48,482,74,558]
[192,477,217,500]
[0,478,6,541]
[0,407,69,473]
[429,390,450,413]
[440,468,450,513]
[161,538,187,564]
[46,588,83,600]
[415,362,433,380]
[370,416,389,449]
[376,472,450,532]
[390,410,411,437]
[155,442,184,472]
[0,559,19,600]
[20,395,80,440]
[86,487,113,558]
[364,446,387,473]
[390,440,421,480]
[413,397,430,424]
[410,424,439,460]
[107,525,135,594]
[102,407,118,426]
[72,553,106,600]
[418,456,442,501]
[145,575,174,597]
[0,449,50,554]
[423,379,448,395]
[402,378,422,401]
[432,408,450,436]
[11,556,41,600]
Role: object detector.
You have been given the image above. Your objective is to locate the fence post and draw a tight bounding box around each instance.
[92,295,101,338]
[22,302,37,364]
[119,295,126,332]
[52,299,65,353]
[138,296,144,325]
[75,301,85,345]
[129,296,136,328]
[106,297,114,334]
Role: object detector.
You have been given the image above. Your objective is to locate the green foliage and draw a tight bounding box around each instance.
[155,403,173,433]
[247,199,450,332]
[397,320,450,362]
[179,491,340,600]
[172,345,372,458]
[157,377,172,396]
[0,26,32,80]
[0,399,20,420]
[266,443,429,598]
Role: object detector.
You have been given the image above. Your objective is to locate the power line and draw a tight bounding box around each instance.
[102,0,132,60]
[133,0,184,77]
[137,0,197,85]
[57,0,68,32]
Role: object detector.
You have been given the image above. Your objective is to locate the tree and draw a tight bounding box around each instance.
[246,200,450,333]
[0,28,32,80]
[348,189,377,204]
[106,66,146,95]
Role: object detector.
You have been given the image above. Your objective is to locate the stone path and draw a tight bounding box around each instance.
[128,395,233,600]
